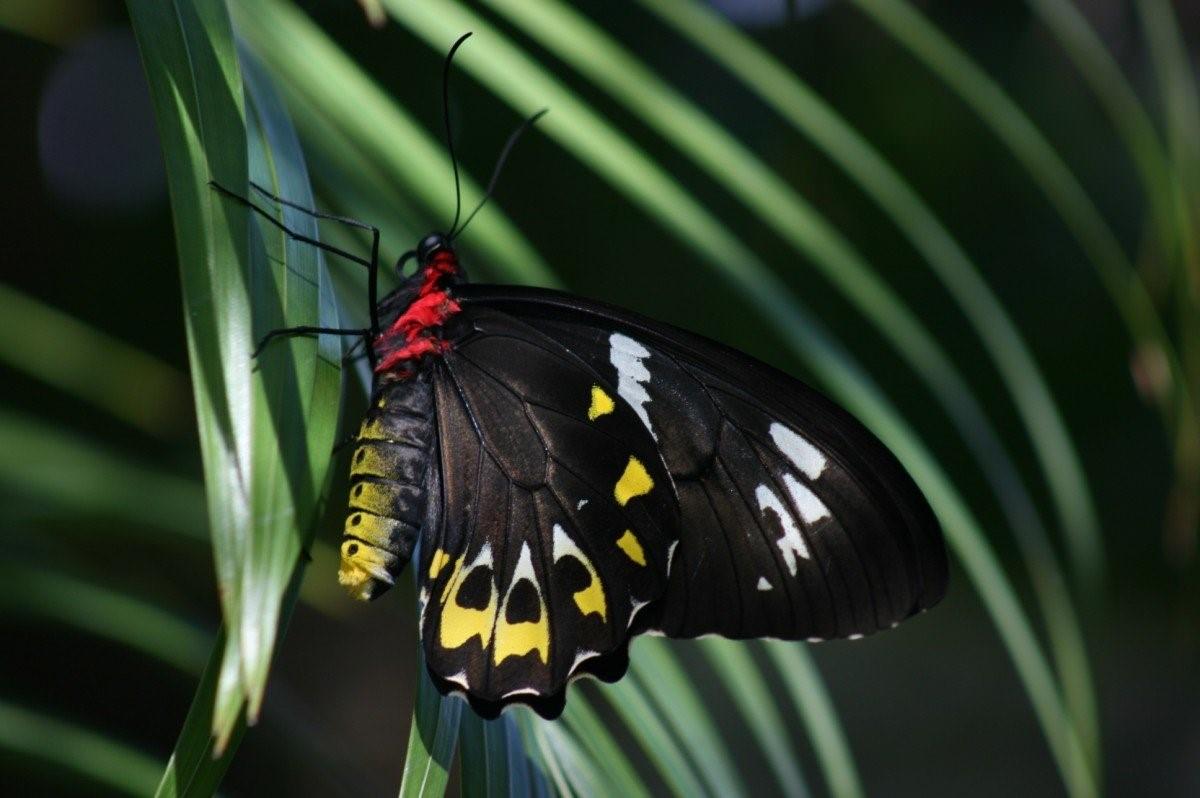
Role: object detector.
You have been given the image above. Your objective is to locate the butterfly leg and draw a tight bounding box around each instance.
[253,325,371,359]
[211,181,384,365]
[210,181,375,270]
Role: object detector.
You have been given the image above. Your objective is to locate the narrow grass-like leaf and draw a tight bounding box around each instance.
[520,709,622,798]
[237,43,342,723]
[132,0,342,754]
[850,0,1179,546]
[803,330,1095,798]
[699,638,808,797]
[600,675,706,796]
[1023,0,1175,251]
[0,700,162,797]
[399,651,463,798]
[0,563,209,674]
[631,1,1099,763]
[459,714,508,797]
[628,0,1101,601]
[156,630,246,798]
[0,408,206,541]
[630,638,742,796]
[1135,0,1200,550]
[764,642,864,798]
[0,283,191,438]
[127,0,255,742]
[558,693,649,798]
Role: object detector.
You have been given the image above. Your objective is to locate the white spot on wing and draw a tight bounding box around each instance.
[609,333,656,439]
[783,473,830,524]
[629,598,650,628]
[502,687,542,699]
[770,422,826,479]
[570,649,599,673]
[756,576,772,591]
[445,670,470,689]
[666,540,679,573]
[848,633,864,641]
[576,498,588,510]
[755,483,810,575]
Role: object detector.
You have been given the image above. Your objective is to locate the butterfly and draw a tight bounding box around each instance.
[225,34,948,720]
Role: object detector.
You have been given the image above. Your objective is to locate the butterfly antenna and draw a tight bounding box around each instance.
[451,108,548,240]
[443,32,473,236]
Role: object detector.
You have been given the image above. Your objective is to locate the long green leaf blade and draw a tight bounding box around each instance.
[127,0,255,745]
[0,283,190,438]
[0,700,162,797]
[764,642,864,798]
[399,651,463,798]
[699,639,808,797]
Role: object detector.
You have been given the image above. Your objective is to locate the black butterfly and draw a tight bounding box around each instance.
[225,34,947,720]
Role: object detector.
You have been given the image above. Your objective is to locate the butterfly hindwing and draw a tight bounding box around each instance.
[416,308,676,718]
[456,285,949,643]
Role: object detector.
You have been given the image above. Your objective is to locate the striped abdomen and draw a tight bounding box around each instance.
[338,369,437,600]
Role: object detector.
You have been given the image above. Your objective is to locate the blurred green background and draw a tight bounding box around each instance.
[1,0,1197,795]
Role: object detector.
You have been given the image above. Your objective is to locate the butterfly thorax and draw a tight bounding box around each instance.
[372,241,465,376]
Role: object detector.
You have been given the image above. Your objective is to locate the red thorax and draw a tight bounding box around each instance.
[373,249,461,375]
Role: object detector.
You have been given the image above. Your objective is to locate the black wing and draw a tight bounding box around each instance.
[417,306,677,718]
[456,285,948,643]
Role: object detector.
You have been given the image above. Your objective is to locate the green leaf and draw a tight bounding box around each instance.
[237,41,342,723]
[558,694,648,798]
[127,0,255,745]
[0,700,162,797]
[599,675,706,796]
[399,649,462,798]
[629,1,1098,767]
[630,638,742,796]
[459,712,532,797]
[0,283,191,439]
[0,408,206,542]
[155,630,247,798]
[848,0,1174,588]
[764,642,864,798]
[130,0,340,759]
[0,563,209,674]
[699,639,808,796]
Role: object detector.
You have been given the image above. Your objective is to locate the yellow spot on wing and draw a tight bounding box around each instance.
[573,577,606,620]
[616,530,646,566]
[493,615,550,666]
[428,548,451,580]
[614,456,654,506]
[494,543,550,666]
[553,524,607,621]
[587,385,615,420]
[439,552,498,650]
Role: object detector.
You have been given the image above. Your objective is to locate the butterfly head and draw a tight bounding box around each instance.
[417,232,450,264]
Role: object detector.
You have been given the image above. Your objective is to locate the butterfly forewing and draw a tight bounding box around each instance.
[455,286,948,645]
[417,308,676,718]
